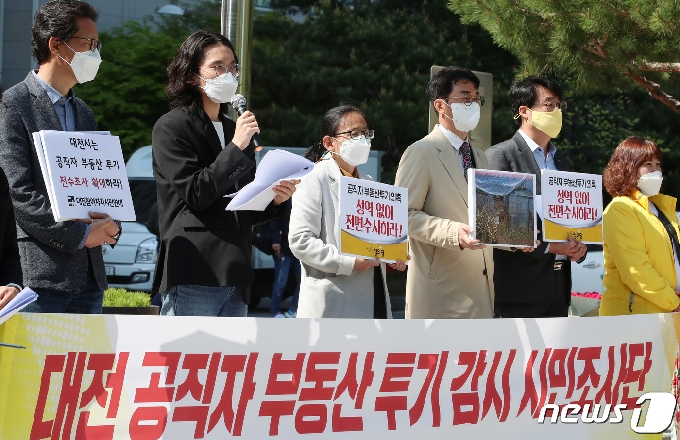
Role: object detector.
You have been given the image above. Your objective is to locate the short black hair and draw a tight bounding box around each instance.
[426,66,480,105]
[166,30,238,114]
[510,76,563,124]
[32,0,99,65]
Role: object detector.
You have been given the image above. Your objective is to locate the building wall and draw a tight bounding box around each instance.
[1,0,199,89]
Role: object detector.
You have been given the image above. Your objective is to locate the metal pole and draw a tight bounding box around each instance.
[221,0,253,105]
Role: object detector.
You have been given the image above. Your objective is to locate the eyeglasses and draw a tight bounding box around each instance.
[536,100,567,112]
[334,129,374,141]
[445,95,486,107]
[70,36,102,52]
[200,63,241,78]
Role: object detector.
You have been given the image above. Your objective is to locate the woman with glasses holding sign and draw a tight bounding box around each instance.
[600,136,680,315]
[289,106,407,319]
[152,30,297,317]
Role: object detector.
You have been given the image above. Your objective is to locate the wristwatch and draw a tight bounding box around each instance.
[111,220,122,242]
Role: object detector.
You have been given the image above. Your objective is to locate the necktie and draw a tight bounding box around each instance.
[460,141,473,182]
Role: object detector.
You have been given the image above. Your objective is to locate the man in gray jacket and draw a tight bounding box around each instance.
[0,0,120,313]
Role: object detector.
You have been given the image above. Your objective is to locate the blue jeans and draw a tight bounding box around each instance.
[270,254,301,315]
[22,275,103,314]
[160,285,247,317]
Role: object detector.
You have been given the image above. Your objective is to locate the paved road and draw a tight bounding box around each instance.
[248,295,405,319]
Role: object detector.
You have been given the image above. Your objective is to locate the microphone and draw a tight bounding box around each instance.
[230,94,262,151]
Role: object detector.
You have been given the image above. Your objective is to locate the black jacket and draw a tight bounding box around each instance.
[485,131,582,311]
[268,199,293,257]
[151,108,283,303]
[0,167,22,287]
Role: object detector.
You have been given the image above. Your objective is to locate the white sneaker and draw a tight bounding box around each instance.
[283,310,297,318]
[273,313,285,318]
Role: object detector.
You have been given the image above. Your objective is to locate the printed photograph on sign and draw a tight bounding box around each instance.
[338,176,408,262]
[468,169,536,247]
[540,170,603,243]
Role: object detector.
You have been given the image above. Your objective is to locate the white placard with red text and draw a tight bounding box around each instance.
[0,313,677,439]
[33,130,136,221]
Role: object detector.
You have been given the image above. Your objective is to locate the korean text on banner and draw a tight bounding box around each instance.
[0,313,678,439]
[338,176,408,262]
[32,130,136,222]
[541,170,603,243]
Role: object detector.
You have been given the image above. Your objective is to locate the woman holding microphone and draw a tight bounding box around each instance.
[152,30,297,317]
[289,105,407,319]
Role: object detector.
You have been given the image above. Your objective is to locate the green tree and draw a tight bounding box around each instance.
[252,0,519,182]
[447,0,680,114]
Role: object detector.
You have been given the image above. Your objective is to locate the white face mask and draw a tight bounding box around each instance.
[441,100,481,132]
[637,170,663,197]
[330,136,371,167]
[59,42,101,84]
[197,72,238,103]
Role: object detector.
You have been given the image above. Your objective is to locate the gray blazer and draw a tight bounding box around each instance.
[289,157,392,318]
[0,72,107,291]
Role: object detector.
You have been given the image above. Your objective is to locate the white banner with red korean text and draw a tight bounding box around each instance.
[0,312,678,439]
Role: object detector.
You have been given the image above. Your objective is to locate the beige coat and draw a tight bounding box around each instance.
[394,125,494,318]
[289,158,392,319]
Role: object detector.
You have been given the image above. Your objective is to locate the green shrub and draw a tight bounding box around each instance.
[103,288,151,307]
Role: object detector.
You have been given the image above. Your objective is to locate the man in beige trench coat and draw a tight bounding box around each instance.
[394,66,494,319]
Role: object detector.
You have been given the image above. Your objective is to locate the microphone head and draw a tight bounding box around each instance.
[230,94,247,109]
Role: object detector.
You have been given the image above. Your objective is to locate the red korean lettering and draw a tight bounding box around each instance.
[129,407,167,440]
[332,352,375,433]
[75,352,129,439]
[207,354,246,435]
[450,351,487,425]
[296,352,341,434]
[31,354,66,440]
[572,346,603,407]
[374,352,416,430]
[259,353,305,436]
[481,350,516,422]
[51,352,87,439]
[409,352,448,427]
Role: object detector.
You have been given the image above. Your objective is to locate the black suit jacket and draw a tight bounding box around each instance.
[486,131,577,309]
[151,108,283,303]
[0,167,22,287]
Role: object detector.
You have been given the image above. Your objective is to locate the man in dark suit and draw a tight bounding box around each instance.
[486,76,587,318]
[0,167,23,311]
[0,0,120,314]
[153,30,296,317]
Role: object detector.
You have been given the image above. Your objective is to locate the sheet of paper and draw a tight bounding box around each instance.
[226,149,314,211]
[0,287,38,326]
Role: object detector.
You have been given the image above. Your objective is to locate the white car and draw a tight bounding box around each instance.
[102,146,158,292]
[571,244,604,294]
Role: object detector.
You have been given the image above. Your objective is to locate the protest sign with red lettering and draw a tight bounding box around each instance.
[0,313,678,439]
[338,176,408,262]
[32,130,136,222]
[540,170,603,243]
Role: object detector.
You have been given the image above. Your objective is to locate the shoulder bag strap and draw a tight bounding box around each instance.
[654,208,680,260]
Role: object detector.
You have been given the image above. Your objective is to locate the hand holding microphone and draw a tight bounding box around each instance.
[230,94,262,151]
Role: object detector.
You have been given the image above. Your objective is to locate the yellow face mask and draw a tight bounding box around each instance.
[528,108,562,138]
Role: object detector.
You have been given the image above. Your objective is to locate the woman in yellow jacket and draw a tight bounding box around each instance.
[600,136,680,315]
